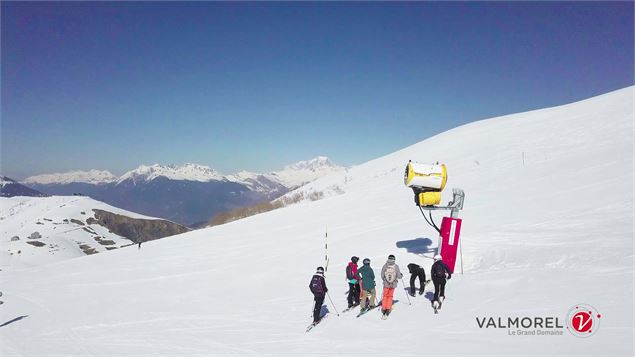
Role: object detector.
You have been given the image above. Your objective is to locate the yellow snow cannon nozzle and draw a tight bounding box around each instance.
[404,161,447,192]
[416,191,442,206]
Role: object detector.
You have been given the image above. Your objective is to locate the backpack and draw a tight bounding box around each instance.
[310,275,324,295]
[384,264,397,283]
[346,265,354,280]
[432,262,446,278]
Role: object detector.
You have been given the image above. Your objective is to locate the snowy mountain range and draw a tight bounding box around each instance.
[21,157,345,227]
[115,163,225,185]
[22,156,343,188]
[22,170,118,185]
[1,87,632,356]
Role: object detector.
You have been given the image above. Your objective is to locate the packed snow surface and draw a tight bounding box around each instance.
[1,87,633,356]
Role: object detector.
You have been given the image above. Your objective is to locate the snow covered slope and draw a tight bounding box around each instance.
[1,87,632,356]
[0,196,177,269]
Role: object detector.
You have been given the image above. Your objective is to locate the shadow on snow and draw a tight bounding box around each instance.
[424,291,435,303]
[395,237,437,257]
[319,305,330,319]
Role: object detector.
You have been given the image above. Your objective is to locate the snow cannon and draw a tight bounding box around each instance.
[404,161,447,206]
[404,160,466,274]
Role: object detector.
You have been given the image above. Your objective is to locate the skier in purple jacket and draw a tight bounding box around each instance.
[309,267,328,323]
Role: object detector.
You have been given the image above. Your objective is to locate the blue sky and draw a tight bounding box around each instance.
[2,1,633,179]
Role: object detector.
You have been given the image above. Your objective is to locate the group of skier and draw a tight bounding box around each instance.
[347,255,398,316]
[309,253,452,324]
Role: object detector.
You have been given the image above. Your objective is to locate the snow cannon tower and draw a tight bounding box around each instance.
[404,161,465,273]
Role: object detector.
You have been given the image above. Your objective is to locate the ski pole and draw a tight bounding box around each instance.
[326,292,340,316]
[401,278,412,305]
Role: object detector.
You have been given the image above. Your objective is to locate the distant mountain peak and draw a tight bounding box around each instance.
[22,170,117,185]
[117,163,224,184]
[223,156,344,191]
[284,156,337,172]
[1,176,47,197]
[1,175,17,188]
[225,170,258,181]
[271,156,345,188]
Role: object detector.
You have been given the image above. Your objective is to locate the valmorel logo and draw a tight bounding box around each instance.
[475,304,602,338]
[566,304,601,338]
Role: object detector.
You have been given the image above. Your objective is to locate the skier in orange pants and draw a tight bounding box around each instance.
[380,254,402,317]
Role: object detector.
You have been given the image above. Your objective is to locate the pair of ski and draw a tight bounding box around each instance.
[380,300,400,320]
[381,312,391,320]
[306,314,328,332]
[356,299,399,319]
[432,296,445,314]
[341,303,360,314]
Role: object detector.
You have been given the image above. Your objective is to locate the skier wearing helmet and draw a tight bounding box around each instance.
[345,256,361,308]
[431,254,452,305]
[357,258,376,312]
[380,254,403,317]
[309,267,328,323]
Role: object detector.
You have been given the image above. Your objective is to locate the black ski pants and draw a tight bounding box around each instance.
[432,276,446,302]
[313,295,325,322]
[409,271,426,294]
[347,282,360,307]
